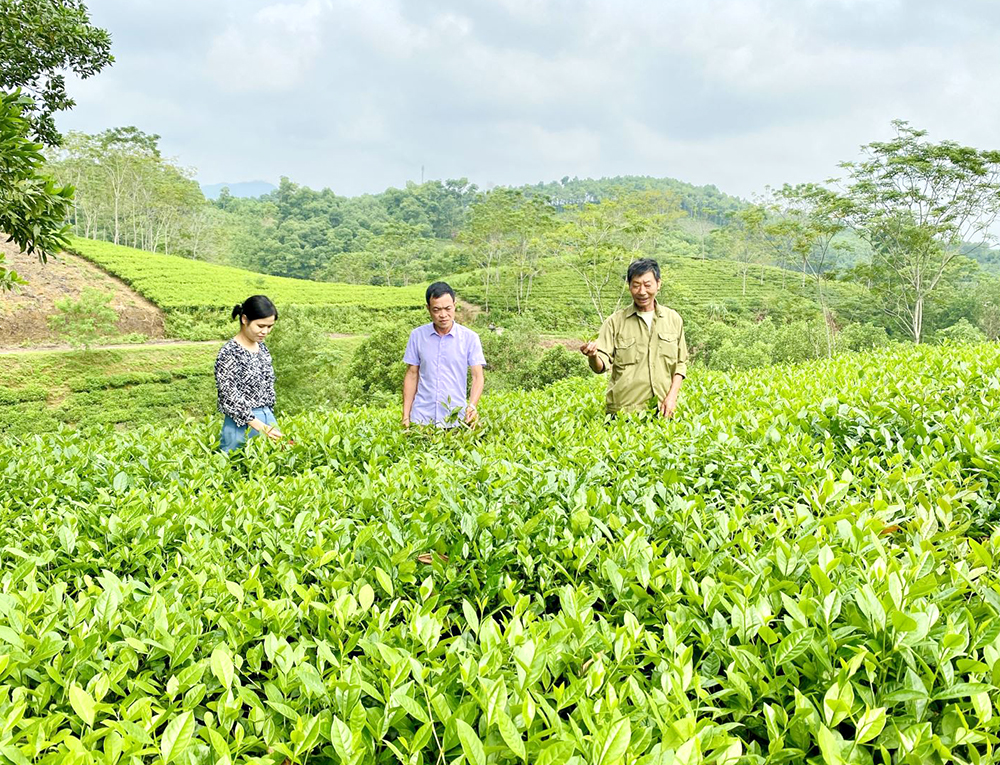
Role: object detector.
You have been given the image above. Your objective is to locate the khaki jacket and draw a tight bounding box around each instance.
[595,302,688,414]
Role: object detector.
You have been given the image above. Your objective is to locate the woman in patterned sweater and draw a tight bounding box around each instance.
[215,295,283,452]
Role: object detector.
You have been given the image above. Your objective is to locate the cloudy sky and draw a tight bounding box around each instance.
[60,0,1000,198]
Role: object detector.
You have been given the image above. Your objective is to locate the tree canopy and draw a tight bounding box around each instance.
[0,0,112,146]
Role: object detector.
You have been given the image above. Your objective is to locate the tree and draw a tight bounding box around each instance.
[561,190,683,322]
[0,0,112,146]
[365,221,433,286]
[461,188,554,314]
[835,121,1000,343]
[48,127,215,257]
[0,90,73,290]
[772,184,850,356]
[725,204,768,297]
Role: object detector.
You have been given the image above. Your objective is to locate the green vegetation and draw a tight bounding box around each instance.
[0,0,112,146]
[0,344,216,436]
[0,90,73,289]
[1,343,999,763]
[1,0,111,288]
[47,288,118,349]
[67,236,427,338]
[68,237,425,311]
[449,257,859,332]
[0,332,366,435]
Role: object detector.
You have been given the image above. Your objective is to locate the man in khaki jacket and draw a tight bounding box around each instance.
[580,258,688,417]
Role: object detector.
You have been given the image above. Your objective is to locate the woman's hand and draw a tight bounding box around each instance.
[249,418,284,442]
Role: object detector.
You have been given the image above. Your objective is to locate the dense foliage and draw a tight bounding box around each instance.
[448,258,858,333]
[0,0,112,146]
[1,343,999,763]
[0,90,73,289]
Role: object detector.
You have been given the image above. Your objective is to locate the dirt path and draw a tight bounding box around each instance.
[0,339,219,355]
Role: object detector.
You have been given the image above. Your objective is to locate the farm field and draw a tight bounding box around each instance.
[0,336,362,434]
[1,343,998,763]
[448,257,860,332]
[67,238,427,338]
[0,343,217,436]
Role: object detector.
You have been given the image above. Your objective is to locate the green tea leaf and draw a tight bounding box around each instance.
[594,717,630,765]
[455,719,486,765]
[496,709,526,760]
[374,566,394,597]
[855,706,886,744]
[68,683,96,727]
[211,645,234,689]
[160,711,195,764]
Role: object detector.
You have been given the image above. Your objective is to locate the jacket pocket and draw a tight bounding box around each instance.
[616,336,639,365]
[657,331,677,362]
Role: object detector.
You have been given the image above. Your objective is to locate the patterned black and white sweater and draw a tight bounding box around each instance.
[214,339,276,425]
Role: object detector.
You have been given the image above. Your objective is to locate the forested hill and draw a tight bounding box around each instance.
[525,175,742,221]
[46,127,745,283]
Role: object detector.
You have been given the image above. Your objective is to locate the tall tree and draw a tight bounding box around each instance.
[836,121,1000,343]
[773,184,850,356]
[48,127,213,256]
[0,0,112,146]
[0,0,111,287]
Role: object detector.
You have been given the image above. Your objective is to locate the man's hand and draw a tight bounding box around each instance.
[659,391,679,419]
[580,341,604,373]
[402,415,411,428]
[465,404,479,426]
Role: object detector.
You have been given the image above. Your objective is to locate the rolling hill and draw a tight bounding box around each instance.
[447,256,860,332]
[67,237,427,338]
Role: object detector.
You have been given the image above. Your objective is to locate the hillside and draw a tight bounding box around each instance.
[0,240,165,346]
[448,256,860,332]
[68,236,428,338]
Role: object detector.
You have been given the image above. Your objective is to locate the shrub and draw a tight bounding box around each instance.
[46,288,118,349]
[836,321,891,353]
[772,320,830,364]
[346,322,411,405]
[267,310,351,414]
[531,345,589,389]
[934,317,987,345]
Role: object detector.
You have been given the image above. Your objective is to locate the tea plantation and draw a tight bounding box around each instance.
[1,343,999,764]
[447,258,860,331]
[67,238,427,338]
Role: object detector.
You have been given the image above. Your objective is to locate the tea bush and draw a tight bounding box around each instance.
[1,344,999,764]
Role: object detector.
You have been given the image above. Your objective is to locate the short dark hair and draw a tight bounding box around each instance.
[232,295,278,322]
[426,281,456,304]
[627,258,661,284]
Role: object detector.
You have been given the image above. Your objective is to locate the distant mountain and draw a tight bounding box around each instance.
[201,181,276,200]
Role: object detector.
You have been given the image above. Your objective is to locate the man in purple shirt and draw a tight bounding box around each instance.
[402,282,486,428]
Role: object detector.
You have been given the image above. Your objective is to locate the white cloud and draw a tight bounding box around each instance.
[206,0,330,92]
[55,0,1000,197]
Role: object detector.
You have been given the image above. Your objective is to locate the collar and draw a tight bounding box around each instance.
[427,322,457,337]
[625,301,662,318]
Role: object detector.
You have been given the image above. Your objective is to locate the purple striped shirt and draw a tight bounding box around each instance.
[403,322,486,426]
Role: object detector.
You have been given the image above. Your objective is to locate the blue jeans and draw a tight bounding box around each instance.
[219,406,277,453]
